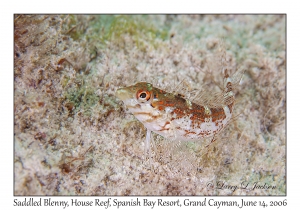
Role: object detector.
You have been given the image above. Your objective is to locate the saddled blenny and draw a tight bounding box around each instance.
[116,69,243,160]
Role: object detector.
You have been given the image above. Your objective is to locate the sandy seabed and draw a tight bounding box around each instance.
[14,14,285,195]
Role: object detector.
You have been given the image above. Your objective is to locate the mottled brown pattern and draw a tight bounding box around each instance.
[184,130,196,137]
[119,82,234,132]
[210,107,226,122]
[227,102,234,113]
[189,104,205,122]
[226,82,233,92]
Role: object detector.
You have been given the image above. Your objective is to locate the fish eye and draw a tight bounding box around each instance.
[137,90,151,102]
[140,92,147,98]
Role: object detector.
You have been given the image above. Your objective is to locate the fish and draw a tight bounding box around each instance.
[116,68,243,158]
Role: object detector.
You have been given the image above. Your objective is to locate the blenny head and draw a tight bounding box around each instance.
[116,82,169,130]
[116,82,156,118]
[116,82,154,104]
[116,82,168,160]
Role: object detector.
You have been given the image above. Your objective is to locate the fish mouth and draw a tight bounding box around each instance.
[116,88,132,101]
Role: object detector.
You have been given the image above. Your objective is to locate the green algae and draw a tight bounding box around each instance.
[64,15,86,41]
[88,15,169,50]
[65,86,99,116]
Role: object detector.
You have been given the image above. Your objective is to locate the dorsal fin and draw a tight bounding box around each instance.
[193,67,244,108]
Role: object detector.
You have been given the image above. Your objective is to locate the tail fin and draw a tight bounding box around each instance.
[223,67,245,106]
